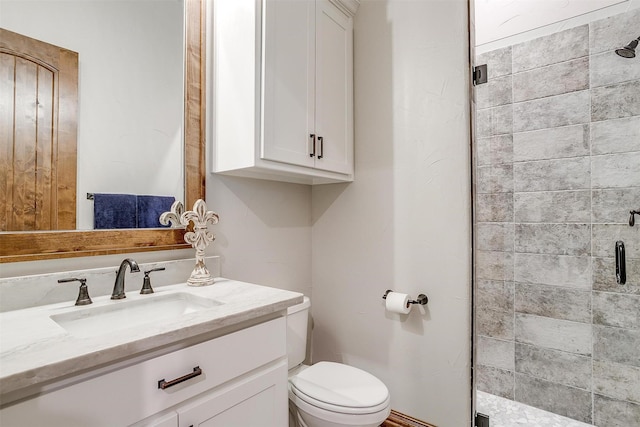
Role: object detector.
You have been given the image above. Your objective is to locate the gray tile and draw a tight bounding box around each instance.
[513,124,589,162]
[515,224,591,256]
[514,91,590,133]
[593,291,640,330]
[513,25,589,73]
[477,75,513,109]
[478,336,515,371]
[515,283,591,323]
[515,343,591,390]
[594,360,640,404]
[477,105,513,138]
[476,109,491,139]
[477,365,514,399]
[594,394,640,427]
[476,223,514,252]
[591,50,640,88]
[477,134,513,166]
[515,373,592,423]
[592,80,640,122]
[513,57,589,102]
[477,250,514,281]
[477,279,514,312]
[515,313,592,355]
[593,257,640,295]
[514,253,591,289]
[477,164,513,194]
[591,116,640,155]
[478,308,515,340]
[514,191,591,223]
[477,46,512,79]
[476,193,513,223]
[592,152,640,189]
[514,157,590,192]
[592,188,640,223]
[590,8,640,55]
[592,224,640,258]
[593,325,640,367]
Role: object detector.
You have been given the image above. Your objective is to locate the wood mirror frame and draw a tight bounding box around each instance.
[0,0,206,263]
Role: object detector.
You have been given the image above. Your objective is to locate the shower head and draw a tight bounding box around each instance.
[615,37,639,58]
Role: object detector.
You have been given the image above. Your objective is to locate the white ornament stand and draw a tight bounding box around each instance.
[160,199,219,286]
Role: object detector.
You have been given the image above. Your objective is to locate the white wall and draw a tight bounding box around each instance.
[205,176,312,296]
[475,0,625,45]
[476,0,640,53]
[311,1,472,425]
[0,0,185,229]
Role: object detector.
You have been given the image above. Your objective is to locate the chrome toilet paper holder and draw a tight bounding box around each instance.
[382,289,428,305]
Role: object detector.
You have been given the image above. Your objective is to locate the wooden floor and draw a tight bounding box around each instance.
[381,410,437,427]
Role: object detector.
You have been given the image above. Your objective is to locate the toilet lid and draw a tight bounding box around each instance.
[289,362,389,409]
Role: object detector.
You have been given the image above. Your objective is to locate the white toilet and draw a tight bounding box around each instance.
[287,297,391,427]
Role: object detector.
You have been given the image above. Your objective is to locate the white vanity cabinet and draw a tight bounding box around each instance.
[175,361,286,427]
[212,0,358,185]
[0,317,288,427]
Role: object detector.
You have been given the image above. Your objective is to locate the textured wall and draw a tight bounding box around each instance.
[474,8,640,425]
[311,1,472,425]
[205,176,312,297]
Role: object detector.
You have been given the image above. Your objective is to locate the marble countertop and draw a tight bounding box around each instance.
[0,278,302,401]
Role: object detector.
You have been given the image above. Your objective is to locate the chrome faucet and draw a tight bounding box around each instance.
[111,258,140,299]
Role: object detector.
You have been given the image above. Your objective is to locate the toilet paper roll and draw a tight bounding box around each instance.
[385,292,411,314]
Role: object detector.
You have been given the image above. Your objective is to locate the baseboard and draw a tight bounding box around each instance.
[381,409,437,427]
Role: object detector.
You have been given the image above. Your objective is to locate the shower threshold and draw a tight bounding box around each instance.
[477,391,594,427]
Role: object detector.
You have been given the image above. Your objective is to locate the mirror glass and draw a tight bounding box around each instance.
[0,0,185,231]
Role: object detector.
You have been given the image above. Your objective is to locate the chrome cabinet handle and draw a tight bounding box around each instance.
[309,134,316,157]
[158,366,202,390]
[317,136,324,159]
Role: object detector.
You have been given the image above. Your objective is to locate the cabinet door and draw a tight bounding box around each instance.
[314,0,353,174]
[141,412,179,427]
[261,0,316,168]
[177,361,288,427]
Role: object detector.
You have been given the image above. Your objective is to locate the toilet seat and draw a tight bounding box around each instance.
[289,361,390,415]
[291,386,391,415]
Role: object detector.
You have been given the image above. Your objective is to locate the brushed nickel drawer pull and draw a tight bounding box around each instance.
[158,366,202,390]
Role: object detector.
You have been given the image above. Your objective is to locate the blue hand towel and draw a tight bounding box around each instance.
[93,193,137,229]
[137,195,176,228]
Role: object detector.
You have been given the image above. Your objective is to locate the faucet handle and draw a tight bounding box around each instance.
[58,277,92,306]
[141,267,166,294]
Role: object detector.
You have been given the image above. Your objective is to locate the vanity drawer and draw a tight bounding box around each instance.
[0,316,286,427]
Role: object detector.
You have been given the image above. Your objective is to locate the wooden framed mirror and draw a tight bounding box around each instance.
[0,0,205,263]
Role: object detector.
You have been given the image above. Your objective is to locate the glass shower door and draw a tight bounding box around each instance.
[472,3,640,426]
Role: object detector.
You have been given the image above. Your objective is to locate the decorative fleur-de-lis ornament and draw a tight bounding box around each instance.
[160,199,219,286]
[159,200,184,227]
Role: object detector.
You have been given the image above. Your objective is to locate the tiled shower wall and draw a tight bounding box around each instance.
[474,8,640,426]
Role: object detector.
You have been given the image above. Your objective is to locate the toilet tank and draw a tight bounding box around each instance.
[286,296,310,369]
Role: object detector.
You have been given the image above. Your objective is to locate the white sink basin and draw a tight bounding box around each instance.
[50,292,222,338]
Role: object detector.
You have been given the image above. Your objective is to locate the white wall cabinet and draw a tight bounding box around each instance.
[0,318,287,427]
[211,0,358,185]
